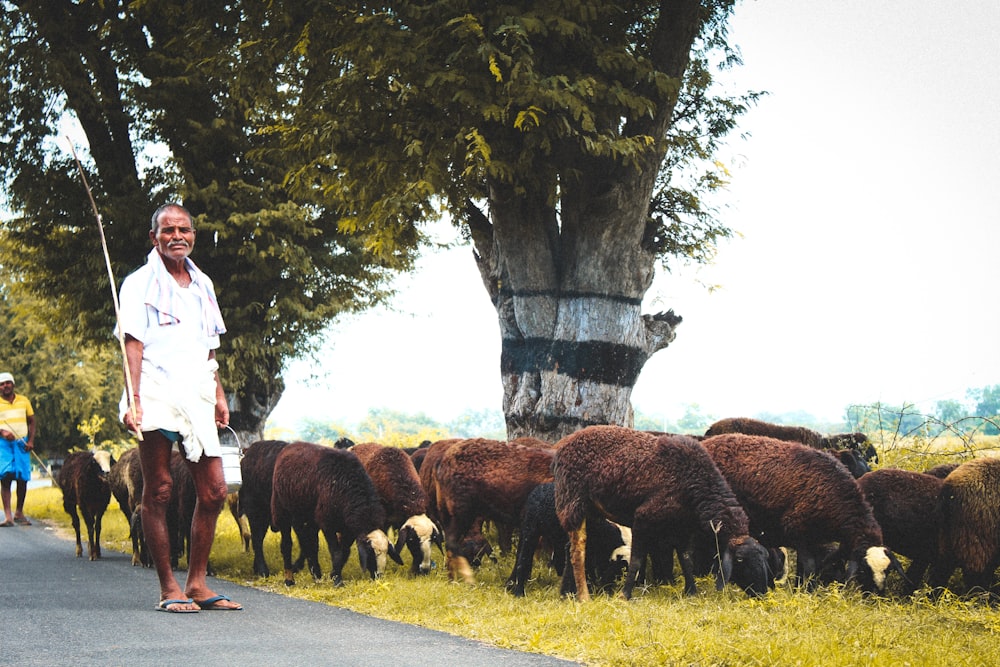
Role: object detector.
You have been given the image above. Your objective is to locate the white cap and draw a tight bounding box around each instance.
[0,372,13,384]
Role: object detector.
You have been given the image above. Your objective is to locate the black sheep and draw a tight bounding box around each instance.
[702,433,899,593]
[271,441,403,586]
[57,450,116,560]
[857,467,944,594]
[554,426,772,601]
[506,482,631,597]
[239,439,289,577]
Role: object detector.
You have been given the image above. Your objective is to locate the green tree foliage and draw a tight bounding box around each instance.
[0,2,409,442]
[969,385,1000,435]
[0,284,122,452]
[255,0,755,439]
[446,408,506,440]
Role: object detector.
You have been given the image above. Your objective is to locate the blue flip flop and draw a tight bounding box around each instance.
[194,594,243,611]
[156,598,199,613]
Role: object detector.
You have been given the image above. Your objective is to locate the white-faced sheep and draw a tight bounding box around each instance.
[506,481,631,597]
[57,450,116,560]
[553,426,773,602]
[701,433,900,593]
[271,441,403,586]
[434,438,556,584]
[928,457,1000,596]
[857,467,944,594]
[350,441,442,575]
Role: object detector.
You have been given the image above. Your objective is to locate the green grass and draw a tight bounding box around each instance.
[25,454,1000,667]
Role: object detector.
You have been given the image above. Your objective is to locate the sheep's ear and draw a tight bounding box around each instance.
[394,525,412,554]
[716,550,733,591]
[432,527,445,551]
[388,540,405,565]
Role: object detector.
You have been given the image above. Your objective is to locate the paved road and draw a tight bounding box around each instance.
[1,519,578,667]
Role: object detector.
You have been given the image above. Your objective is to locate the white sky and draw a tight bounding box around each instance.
[268,0,1000,430]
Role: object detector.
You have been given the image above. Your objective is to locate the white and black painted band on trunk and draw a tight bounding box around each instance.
[501,337,648,387]
[500,287,644,308]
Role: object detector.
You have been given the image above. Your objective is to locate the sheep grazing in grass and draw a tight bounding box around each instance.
[350,441,441,575]
[929,457,1000,597]
[434,438,556,584]
[57,450,116,560]
[506,481,631,597]
[271,441,403,586]
[857,467,944,594]
[418,438,493,566]
[108,447,147,566]
[706,418,878,464]
[239,439,290,577]
[701,433,899,593]
[554,426,772,602]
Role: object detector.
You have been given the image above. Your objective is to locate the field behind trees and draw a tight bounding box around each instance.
[23,433,1000,666]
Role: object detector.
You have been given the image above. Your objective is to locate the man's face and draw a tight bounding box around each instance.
[0,380,14,398]
[150,208,196,263]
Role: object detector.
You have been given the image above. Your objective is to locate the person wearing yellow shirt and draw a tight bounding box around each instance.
[0,372,36,527]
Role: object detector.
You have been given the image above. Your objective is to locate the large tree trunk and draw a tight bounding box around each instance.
[466,0,703,442]
[220,376,283,451]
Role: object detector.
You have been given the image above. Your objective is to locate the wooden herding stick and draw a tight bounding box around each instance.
[66,139,143,441]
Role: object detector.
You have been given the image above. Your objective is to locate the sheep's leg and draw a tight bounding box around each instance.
[92,509,104,560]
[296,525,323,581]
[246,501,272,577]
[902,559,929,596]
[81,504,99,561]
[278,525,296,586]
[324,532,346,586]
[444,514,477,585]
[567,520,590,602]
[623,532,651,600]
[506,521,541,597]
[64,501,83,558]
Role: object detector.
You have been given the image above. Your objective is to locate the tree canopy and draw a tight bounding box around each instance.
[0,1,416,447]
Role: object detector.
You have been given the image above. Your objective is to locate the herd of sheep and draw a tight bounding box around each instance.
[53,416,1000,603]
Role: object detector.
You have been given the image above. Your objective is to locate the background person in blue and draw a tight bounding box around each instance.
[0,371,36,527]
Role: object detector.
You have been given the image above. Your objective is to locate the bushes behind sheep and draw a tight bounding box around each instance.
[57,450,116,560]
[554,426,772,601]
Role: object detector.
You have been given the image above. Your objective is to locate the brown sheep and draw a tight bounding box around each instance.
[929,457,1000,596]
[108,447,146,565]
[706,417,826,448]
[701,433,899,593]
[419,438,493,567]
[271,441,403,586]
[553,426,772,601]
[434,438,555,584]
[351,442,441,575]
[57,450,116,560]
[857,467,944,594]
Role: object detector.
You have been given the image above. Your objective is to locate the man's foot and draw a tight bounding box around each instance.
[13,516,31,525]
[193,593,243,611]
[156,598,199,613]
[0,521,13,527]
